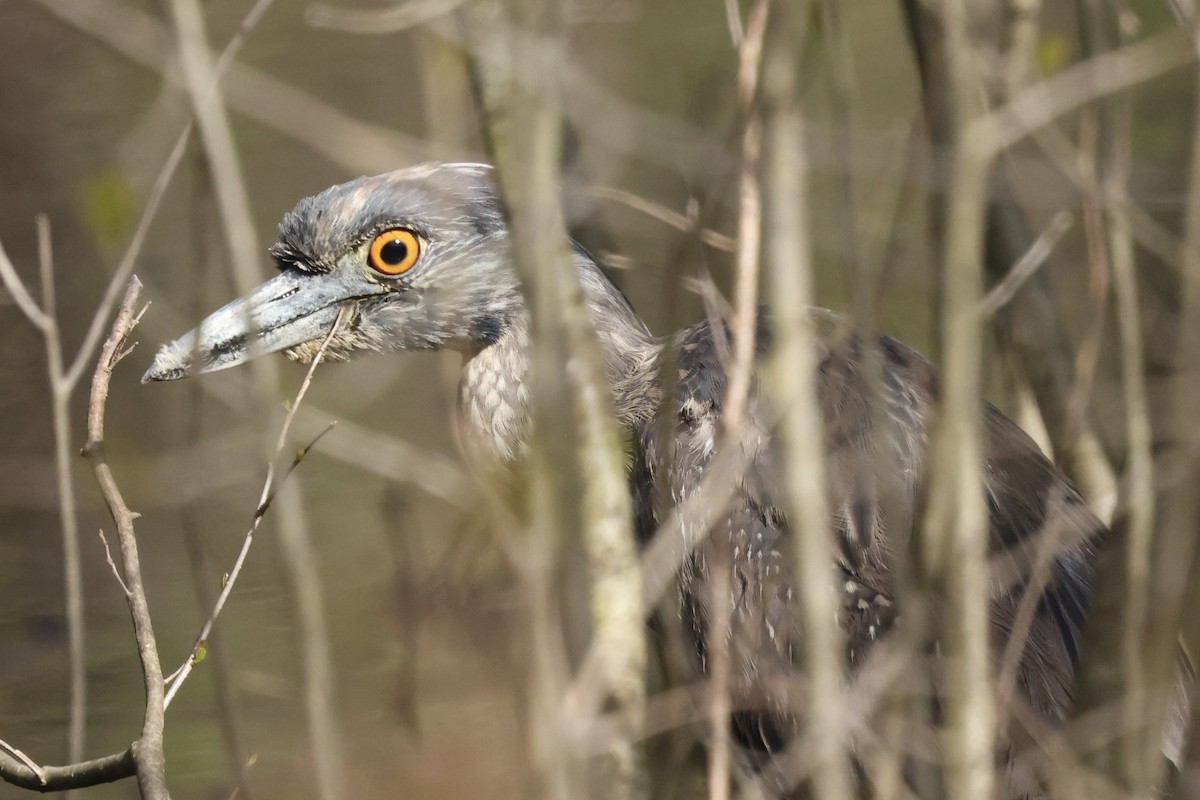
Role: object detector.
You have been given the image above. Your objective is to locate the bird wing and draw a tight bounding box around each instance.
[633,311,1100,746]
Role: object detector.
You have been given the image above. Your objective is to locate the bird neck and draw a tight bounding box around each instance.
[457,252,660,465]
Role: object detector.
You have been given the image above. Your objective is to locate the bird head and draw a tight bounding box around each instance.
[143,163,522,382]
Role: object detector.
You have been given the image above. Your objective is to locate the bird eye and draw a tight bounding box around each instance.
[368,228,421,276]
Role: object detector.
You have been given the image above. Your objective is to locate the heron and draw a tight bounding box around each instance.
[144,162,1100,797]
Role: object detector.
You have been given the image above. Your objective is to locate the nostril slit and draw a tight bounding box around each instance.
[210,333,248,360]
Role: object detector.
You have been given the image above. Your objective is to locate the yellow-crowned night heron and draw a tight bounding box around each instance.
[144,162,1100,798]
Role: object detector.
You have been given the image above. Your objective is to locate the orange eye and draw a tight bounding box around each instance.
[368,228,421,275]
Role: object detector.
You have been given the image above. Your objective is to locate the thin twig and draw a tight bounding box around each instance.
[306,0,468,33]
[0,739,47,785]
[211,0,277,76]
[981,210,1074,317]
[1107,79,1158,800]
[0,238,52,331]
[586,186,736,252]
[97,530,132,597]
[163,309,347,709]
[721,0,768,434]
[82,277,169,800]
[723,0,744,48]
[31,216,89,784]
[704,8,768,796]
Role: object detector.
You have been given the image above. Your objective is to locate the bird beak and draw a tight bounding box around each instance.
[142,269,369,383]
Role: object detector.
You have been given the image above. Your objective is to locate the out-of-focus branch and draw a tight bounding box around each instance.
[1104,56,1157,800]
[466,1,646,797]
[1161,18,1200,798]
[468,1,582,796]
[164,0,263,301]
[585,187,735,253]
[914,3,996,800]
[707,6,768,797]
[974,27,1194,155]
[31,0,435,173]
[1069,8,1170,797]
[80,277,169,800]
[760,3,850,800]
[721,0,766,434]
[981,210,1073,317]
[307,0,473,32]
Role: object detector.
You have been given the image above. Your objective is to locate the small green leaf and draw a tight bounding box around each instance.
[1036,35,1068,76]
[193,640,208,665]
[79,170,136,251]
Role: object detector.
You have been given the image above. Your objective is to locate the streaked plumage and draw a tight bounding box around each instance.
[144,162,1101,798]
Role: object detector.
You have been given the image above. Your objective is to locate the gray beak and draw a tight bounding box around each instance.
[142,269,372,383]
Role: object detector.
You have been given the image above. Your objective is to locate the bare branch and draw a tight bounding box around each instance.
[97,530,132,597]
[981,210,1073,317]
[975,27,1194,155]
[919,3,996,800]
[82,277,169,800]
[0,748,135,793]
[165,0,262,299]
[586,186,736,253]
[0,740,47,786]
[721,0,767,434]
[163,310,347,709]
[0,236,52,331]
[761,3,850,799]
[306,0,468,33]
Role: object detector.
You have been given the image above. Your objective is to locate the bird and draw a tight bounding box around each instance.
[144,162,1101,798]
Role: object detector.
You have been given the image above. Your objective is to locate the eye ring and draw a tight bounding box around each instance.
[368,228,421,276]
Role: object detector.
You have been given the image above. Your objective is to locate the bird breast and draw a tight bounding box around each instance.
[457,326,532,465]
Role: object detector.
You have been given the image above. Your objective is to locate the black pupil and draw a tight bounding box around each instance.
[379,237,408,265]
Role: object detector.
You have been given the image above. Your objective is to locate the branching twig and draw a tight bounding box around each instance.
[81,277,169,800]
[0,740,47,786]
[97,530,132,597]
[163,309,347,709]
[0,749,136,793]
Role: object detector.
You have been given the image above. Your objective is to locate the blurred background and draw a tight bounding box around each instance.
[0,0,1195,798]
